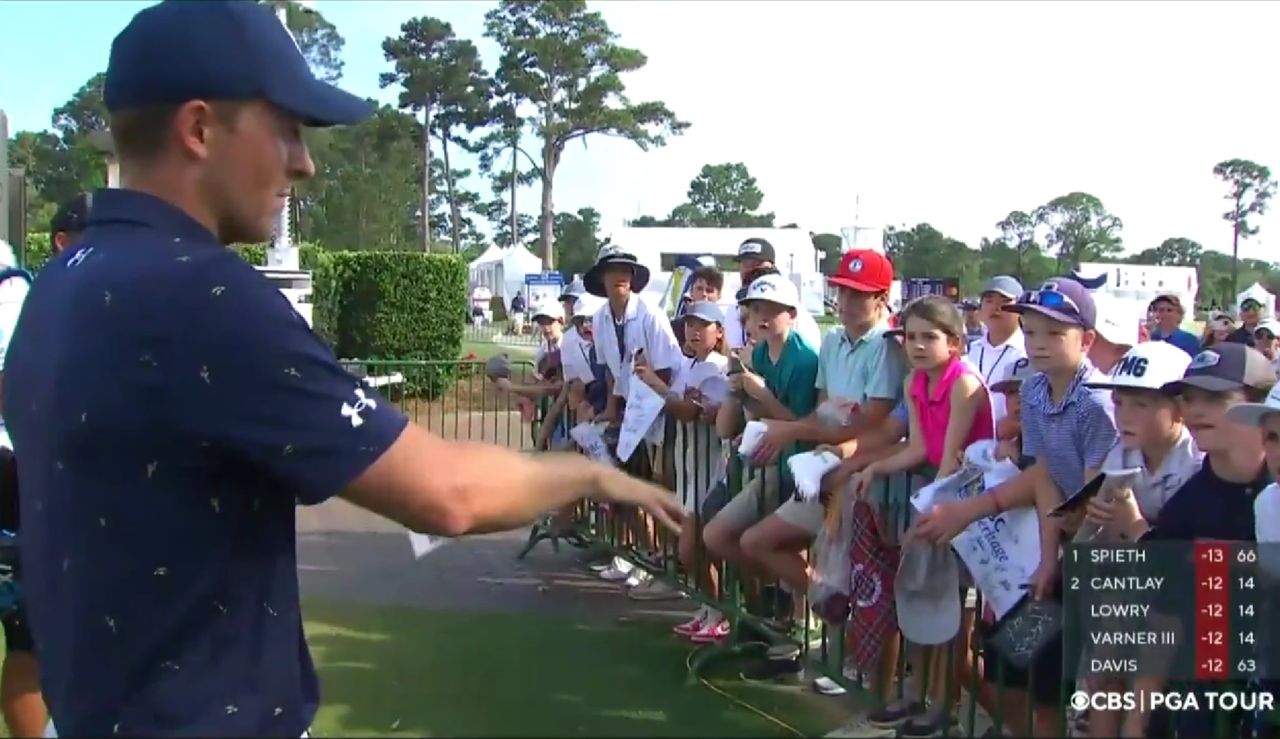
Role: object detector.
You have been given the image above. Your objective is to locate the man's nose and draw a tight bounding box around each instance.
[289,141,316,181]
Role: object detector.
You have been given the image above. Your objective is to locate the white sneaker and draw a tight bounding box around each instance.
[813,676,847,696]
[624,569,652,588]
[628,578,682,601]
[598,557,634,581]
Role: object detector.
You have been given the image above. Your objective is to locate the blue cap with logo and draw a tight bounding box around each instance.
[105,0,372,127]
[1002,276,1096,329]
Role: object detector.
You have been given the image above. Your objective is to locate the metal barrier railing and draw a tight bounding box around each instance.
[338,358,541,452]
[557,416,1075,739]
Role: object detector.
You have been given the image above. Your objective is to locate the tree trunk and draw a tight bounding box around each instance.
[508,134,518,249]
[440,126,462,254]
[420,107,432,252]
[1231,212,1241,299]
[539,166,555,270]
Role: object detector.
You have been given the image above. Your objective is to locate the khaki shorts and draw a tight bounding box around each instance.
[710,467,825,536]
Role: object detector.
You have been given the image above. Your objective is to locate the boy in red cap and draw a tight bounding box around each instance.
[732,249,908,681]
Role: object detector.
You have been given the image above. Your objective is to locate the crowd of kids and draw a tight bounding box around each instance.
[496,238,1280,739]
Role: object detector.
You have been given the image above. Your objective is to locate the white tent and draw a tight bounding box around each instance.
[1238,282,1276,316]
[468,246,544,308]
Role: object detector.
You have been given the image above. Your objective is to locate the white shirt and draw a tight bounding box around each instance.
[965,328,1026,424]
[1100,428,1203,521]
[559,326,595,386]
[0,275,30,449]
[670,352,730,510]
[591,294,683,398]
[724,304,823,351]
[1255,483,1280,578]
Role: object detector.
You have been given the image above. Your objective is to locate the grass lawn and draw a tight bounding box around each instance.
[461,340,534,363]
[305,600,847,738]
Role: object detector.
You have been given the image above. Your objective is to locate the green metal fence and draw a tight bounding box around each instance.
[569,420,1075,739]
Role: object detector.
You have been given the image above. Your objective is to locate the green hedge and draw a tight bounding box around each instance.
[323,251,467,399]
[22,233,52,271]
[23,233,467,398]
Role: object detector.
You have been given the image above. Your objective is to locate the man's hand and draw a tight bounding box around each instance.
[751,420,792,467]
[912,499,974,544]
[821,457,859,494]
[595,466,685,533]
[816,443,847,461]
[633,353,658,388]
[1086,486,1144,537]
[740,370,767,399]
[849,464,880,501]
[493,377,514,392]
[1027,560,1058,601]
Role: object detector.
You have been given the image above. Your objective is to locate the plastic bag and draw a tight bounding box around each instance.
[808,495,855,624]
[737,420,768,460]
[815,397,860,428]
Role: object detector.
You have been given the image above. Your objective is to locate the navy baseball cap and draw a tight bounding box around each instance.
[50,193,93,235]
[1163,343,1275,395]
[1003,276,1097,329]
[105,1,372,127]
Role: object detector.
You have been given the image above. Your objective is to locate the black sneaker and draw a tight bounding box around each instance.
[867,701,926,729]
[897,710,953,738]
[740,657,802,682]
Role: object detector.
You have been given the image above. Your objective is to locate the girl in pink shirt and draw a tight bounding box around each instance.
[850,296,994,736]
[854,296,994,490]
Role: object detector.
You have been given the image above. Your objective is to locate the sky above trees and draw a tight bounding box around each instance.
[3,0,1279,262]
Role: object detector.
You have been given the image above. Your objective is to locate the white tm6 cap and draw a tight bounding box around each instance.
[738,273,800,310]
[1086,340,1192,392]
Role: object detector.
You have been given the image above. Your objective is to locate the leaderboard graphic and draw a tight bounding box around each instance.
[1064,541,1279,708]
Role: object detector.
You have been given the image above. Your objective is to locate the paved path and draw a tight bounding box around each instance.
[297,499,690,623]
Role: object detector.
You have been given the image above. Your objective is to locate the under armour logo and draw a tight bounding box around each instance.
[341,388,377,428]
[67,247,94,268]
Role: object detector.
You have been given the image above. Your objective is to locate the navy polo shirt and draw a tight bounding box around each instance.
[3,190,407,735]
[1143,455,1268,543]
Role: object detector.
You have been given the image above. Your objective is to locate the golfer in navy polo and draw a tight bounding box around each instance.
[1,2,680,736]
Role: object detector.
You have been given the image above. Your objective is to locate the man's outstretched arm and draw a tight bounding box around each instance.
[344,424,681,536]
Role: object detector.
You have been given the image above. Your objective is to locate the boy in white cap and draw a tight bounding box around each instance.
[1252,319,1280,378]
[1073,341,1201,738]
[965,275,1026,424]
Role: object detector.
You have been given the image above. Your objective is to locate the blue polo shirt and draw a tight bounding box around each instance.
[1151,327,1201,358]
[2,190,407,736]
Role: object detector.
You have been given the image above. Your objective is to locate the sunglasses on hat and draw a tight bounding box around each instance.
[1017,288,1081,315]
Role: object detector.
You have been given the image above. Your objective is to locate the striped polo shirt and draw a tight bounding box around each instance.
[1020,360,1118,496]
